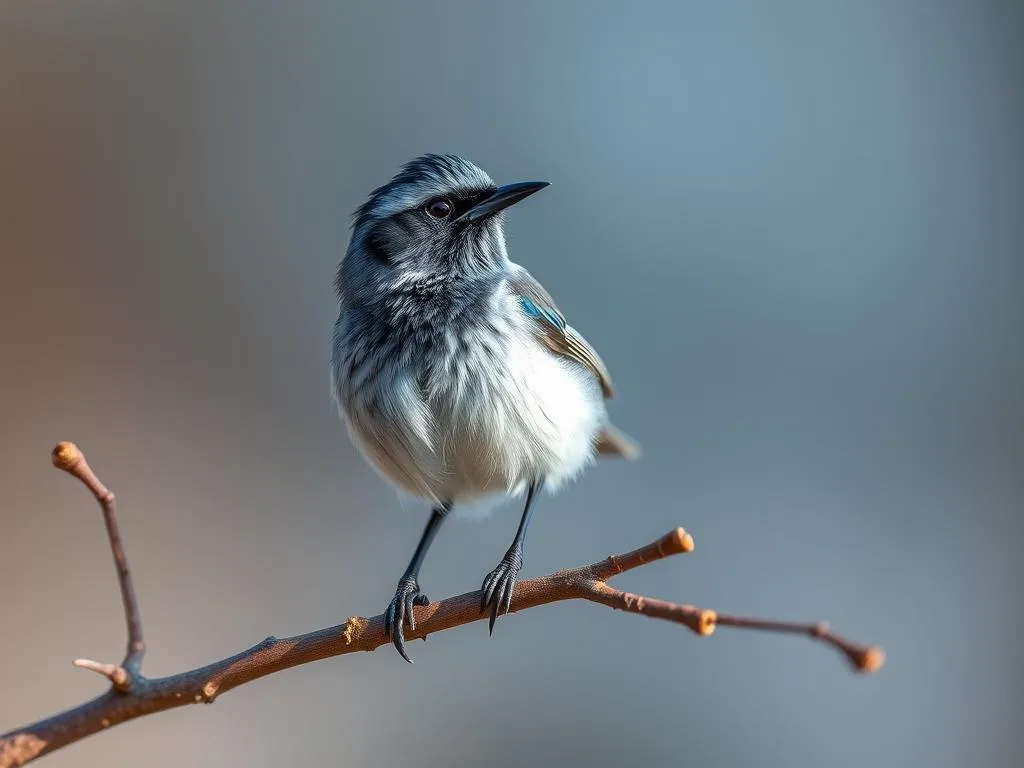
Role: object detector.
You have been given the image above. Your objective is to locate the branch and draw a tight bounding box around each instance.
[0,444,884,767]
[50,442,145,688]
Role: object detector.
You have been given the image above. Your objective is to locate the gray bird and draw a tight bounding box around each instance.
[331,154,638,662]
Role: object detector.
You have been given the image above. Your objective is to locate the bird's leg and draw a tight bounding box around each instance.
[481,479,544,634]
[384,502,450,663]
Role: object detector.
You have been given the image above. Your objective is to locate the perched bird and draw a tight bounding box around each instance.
[331,154,638,662]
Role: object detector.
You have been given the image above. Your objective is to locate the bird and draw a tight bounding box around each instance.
[331,154,638,662]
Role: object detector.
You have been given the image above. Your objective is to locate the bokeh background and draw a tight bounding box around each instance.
[2,1,1021,766]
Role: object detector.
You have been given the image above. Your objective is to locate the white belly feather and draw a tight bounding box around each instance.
[336,289,606,506]
[436,316,604,500]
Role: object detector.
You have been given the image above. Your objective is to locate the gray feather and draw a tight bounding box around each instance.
[332,154,637,506]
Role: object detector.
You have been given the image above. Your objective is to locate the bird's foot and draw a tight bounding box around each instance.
[384,575,429,663]
[480,548,523,634]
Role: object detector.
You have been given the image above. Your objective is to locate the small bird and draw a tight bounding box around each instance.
[331,154,638,662]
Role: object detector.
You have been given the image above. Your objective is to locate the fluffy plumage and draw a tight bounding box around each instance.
[330,154,637,660]
[332,155,634,506]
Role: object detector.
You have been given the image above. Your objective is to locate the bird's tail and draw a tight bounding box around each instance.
[595,424,641,460]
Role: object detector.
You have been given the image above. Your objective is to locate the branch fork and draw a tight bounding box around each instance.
[0,443,884,767]
[51,442,145,694]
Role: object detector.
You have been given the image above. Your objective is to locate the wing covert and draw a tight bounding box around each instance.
[508,268,615,399]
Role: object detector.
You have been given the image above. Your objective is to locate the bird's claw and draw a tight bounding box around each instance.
[480,549,523,634]
[384,575,428,663]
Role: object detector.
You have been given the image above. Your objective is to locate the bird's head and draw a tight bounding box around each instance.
[337,154,548,303]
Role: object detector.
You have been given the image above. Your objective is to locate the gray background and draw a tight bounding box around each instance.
[2,1,1021,766]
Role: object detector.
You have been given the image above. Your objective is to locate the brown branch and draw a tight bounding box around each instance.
[0,444,885,767]
[51,442,144,679]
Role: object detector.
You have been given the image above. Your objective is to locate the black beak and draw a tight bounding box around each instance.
[456,180,550,222]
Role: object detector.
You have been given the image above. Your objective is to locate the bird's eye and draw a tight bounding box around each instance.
[425,197,453,218]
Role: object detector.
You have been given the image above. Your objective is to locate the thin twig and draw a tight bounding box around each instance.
[70,659,129,689]
[52,442,145,675]
[0,444,884,767]
[712,614,886,673]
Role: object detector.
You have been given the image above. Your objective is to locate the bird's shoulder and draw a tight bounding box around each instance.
[505,265,615,399]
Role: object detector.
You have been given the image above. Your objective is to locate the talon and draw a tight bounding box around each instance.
[480,550,522,636]
[385,575,424,663]
[500,576,515,617]
[488,601,499,635]
[480,573,497,613]
[404,591,417,632]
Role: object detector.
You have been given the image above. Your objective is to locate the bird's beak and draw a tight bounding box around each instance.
[456,180,550,222]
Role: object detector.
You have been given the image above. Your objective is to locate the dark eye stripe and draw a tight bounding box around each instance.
[365,222,392,264]
[418,186,498,220]
[450,187,497,219]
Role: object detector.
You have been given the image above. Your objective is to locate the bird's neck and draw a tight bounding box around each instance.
[378,271,501,334]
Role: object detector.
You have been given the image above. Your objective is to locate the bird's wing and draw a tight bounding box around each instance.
[507,267,615,399]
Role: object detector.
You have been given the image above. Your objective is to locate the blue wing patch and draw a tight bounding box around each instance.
[510,267,615,399]
[518,295,566,331]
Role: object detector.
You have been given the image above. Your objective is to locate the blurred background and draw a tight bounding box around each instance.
[1,1,1021,766]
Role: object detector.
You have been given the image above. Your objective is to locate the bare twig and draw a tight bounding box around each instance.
[0,443,884,767]
[52,442,144,677]
[70,659,130,689]
[712,615,886,673]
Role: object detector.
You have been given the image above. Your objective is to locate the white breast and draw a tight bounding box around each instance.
[335,287,607,508]
[428,291,606,502]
